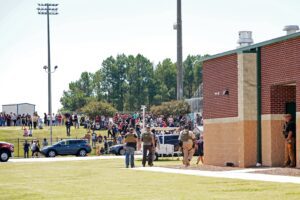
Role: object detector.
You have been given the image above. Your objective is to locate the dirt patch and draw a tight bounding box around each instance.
[251,168,300,177]
[164,164,241,171]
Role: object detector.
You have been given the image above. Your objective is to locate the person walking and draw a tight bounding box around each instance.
[31,140,37,158]
[23,140,30,158]
[32,114,38,129]
[65,118,72,137]
[179,125,196,167]
[21,114,26,130]
[124,128,138,168]
[141,125,155,167]
[196,135,204,165]
[34,140,40,158]
[282,114,296,168]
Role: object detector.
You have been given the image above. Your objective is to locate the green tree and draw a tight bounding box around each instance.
[153,59,177,104]
[60,54,207,112]
[100,55,128,111]
[150,100,191,116]
[126,54,153,111]
[60,71,94,111]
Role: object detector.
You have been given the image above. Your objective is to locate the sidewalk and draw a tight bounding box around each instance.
[8,155,142,163]
[133,167,300,184]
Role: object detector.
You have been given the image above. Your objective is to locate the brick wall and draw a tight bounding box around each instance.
[203,54,238,119]
[261,36,300,114]
[270,85,296,114]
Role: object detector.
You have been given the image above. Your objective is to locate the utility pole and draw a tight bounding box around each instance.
[37,3,59,145]
[174,0,183,100]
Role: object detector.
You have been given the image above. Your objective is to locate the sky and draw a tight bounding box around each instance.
[0,0,300,114]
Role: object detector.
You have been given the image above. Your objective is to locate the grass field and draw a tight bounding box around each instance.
[1,127,300,199]
[1,159,300,200]
[0,126,106,157]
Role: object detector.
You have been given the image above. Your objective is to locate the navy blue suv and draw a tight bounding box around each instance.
[41,139,91,157]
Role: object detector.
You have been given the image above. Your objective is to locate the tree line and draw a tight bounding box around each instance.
[60,54,206,112]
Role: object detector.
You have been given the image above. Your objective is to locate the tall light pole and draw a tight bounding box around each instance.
[37,3,59,145]
[174,0,183,100]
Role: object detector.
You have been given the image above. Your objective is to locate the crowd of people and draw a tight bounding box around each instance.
[1,110,204,166]
[112,112,203,130]
[0,112,65,128]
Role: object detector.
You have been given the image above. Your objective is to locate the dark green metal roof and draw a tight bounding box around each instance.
[201,31,300,62]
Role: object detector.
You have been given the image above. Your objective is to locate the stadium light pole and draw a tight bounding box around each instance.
[37,3,59,145]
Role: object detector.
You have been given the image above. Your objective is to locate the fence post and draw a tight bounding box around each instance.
[18,138,20,158]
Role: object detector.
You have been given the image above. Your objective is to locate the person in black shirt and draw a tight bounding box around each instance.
[282,114,296,167]
[23,140,30,158]
[65,118,72,136]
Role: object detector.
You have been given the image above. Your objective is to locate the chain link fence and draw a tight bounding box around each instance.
[6,137,116,158]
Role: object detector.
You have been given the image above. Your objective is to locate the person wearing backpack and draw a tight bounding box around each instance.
[179,125,196,167]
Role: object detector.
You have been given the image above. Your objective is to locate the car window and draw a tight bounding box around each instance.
[69,140,80,145]
[66,140,72,145]
[68,140,75,145]
[60,141,66,145]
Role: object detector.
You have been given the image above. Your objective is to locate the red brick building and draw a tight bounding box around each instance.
[202,32,300,167]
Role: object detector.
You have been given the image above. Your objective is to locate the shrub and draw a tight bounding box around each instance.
[150,100,191,116]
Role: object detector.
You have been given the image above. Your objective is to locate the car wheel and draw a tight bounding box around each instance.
[118,148,125,155]
[47,150,56,158]
[78,149,87,157]
[0,151,9,162]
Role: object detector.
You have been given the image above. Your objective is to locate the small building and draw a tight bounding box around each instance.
[202,30,300,168]
[2,103,36,116]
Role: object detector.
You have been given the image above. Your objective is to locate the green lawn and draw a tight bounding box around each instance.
[0,159,300,200]
[0,126,107,157]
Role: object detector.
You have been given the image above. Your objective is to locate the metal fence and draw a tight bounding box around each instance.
[6,137,116,158]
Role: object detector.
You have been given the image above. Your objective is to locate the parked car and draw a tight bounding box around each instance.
[41,139,91,157]
[109,144,126,155]
[0,141,14,162]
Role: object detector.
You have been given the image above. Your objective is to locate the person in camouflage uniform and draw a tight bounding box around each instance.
[179,125,196,167]
[141,125,155,167]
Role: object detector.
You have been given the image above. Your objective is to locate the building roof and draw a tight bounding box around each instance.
[201,31,300,62]
[2,103,36,106]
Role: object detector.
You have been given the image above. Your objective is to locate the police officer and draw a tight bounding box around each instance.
[282,114,296,167]
[124,128,138,168]
[179,125,196,167]
[141,125,155,167]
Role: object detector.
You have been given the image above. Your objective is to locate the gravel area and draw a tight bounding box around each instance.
[165,164,241,171]
[251,168,300,177]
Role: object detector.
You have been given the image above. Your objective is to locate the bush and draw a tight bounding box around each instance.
[150,100,191,116]
[80,100,117,119]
